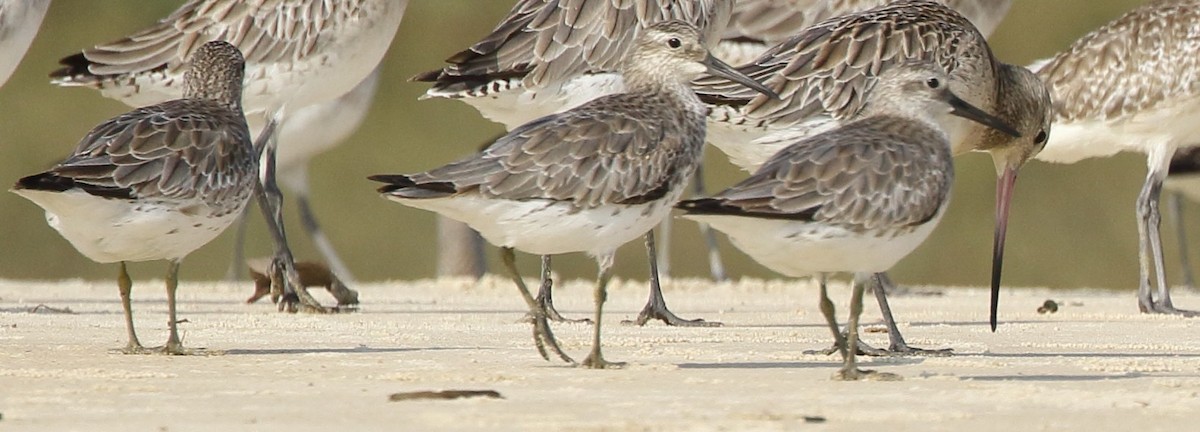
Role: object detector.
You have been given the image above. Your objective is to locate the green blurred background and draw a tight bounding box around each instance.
[0,0,1173,290]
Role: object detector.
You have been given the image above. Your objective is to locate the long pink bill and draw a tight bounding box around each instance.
[990,165,1019,332]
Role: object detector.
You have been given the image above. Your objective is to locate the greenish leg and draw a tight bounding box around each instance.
[116,262,147,354]
[582,253,624,369]
[161,260,190,355]
[816,274,846,360]
[501,248,574,364]
[835,274,901,381]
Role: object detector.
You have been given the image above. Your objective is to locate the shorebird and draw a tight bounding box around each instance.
[48,0,407,312]
[227,66,382,285]
[716,0,1014,65]
[679,62,1020,380]
[374,21,776,368]
[415,0,737,327]
[12,41,256,355]
[1032,0,1200,316]
[695,0,1052,343]
[0,0,50,88]
[1166,148,1200,290]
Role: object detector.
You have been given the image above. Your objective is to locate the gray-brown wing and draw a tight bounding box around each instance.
[724,0,1011,43]
[407,96,689,209]
[723,0,820,43]
[417,0,732,90]
[51,0,358,84]
[52,99,256,205]
[697,0,991,126]
[1035,1,1200,123]
[685,117,952,231]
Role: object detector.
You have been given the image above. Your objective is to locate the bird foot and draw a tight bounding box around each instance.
[624,302,722,327]
[110,343,153,355]
[520,297,592,324]
[808,338,951,357]
[1141,302,1200,317]
[529,313,575,365]
[581,353,626,370]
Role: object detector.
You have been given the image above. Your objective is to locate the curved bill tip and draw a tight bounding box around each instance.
[990,165,1019,332]
[702,54,780,100]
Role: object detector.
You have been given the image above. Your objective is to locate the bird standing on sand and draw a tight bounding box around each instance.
[415,0,737,327]
[13,41,256,355]
[695,0,1052,346]
[49,0,408,312]
[1032,0,1200,316]
[375,21,776,368]
[680,62,1020,380]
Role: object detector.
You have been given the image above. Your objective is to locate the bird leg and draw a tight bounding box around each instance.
[1137,161,1197,316]
[158,260,193,355]
[869,273,952,356]
[113,261,149,354]
[501,248,574,364]
[834,273,901,381]
[816,274,847,359]
[532,255,590,323]
[582,253,624,369]
[254,112,324,313]
[630,231,721,327]
[811,274,950,357]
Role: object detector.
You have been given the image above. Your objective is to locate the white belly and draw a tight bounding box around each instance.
[1037,95,1200,164]
[686,212,943,277]
[14,189,245,263]
[390,189,682,258]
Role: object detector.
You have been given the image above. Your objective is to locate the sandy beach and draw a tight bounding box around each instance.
[2,277,1199,431]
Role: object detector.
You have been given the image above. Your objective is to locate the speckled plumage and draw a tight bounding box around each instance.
[376,21,771,368]
[1031,0,1200,316]
[716,0,1013,65]
[13,41,255,355]
[680,62,1012,379]
[50,0,407,120]
[697,0,1049,173]
[50,0,406,312]
[414,0,734,130]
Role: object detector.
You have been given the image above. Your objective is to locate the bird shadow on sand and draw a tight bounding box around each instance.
[977,352,1200,359]
[959,372,1150,382]
[223,346,479,356]
[676,357,925,370]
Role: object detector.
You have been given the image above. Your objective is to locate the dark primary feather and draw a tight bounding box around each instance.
[696,0,993,124]
[679,115,953,232]
[49,0,361,84]
[19,99,256,206]
[374,90,705,209]
[414,0,732,91]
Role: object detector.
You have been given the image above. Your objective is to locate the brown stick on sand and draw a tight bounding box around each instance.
[246,258,359,307]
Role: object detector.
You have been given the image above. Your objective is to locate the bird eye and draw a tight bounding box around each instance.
[926,78,940,89]
[1034,130,1048,144]
[668,38,682,49]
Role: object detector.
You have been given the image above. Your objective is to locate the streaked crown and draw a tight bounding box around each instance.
[183,41,245,108]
